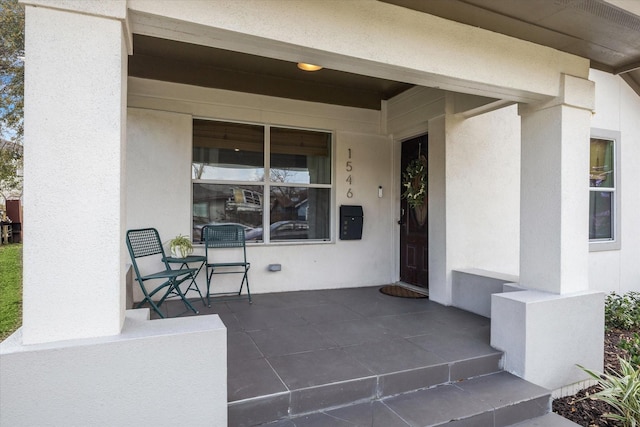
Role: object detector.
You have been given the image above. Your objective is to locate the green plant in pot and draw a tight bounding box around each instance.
[169,234,193,258]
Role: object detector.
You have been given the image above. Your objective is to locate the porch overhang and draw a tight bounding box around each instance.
[125,0,584,105]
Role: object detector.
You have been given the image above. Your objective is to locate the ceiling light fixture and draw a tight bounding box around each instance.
[297,62,323,72]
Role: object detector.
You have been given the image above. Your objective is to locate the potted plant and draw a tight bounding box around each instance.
[169,234,194,258]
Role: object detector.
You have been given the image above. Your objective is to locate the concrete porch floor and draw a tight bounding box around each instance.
[153,286,571,427]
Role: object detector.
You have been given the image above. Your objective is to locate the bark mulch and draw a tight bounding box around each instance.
[552,329,637,426]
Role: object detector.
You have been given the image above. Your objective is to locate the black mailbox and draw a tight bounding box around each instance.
[340,205,363,240]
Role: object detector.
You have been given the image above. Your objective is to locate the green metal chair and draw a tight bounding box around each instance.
[203,224,252,306]
[163,255,207,306]
[126,228,200,318]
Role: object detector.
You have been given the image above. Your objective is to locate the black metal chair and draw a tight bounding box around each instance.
[126,228,200,318]
[203,224,252,306]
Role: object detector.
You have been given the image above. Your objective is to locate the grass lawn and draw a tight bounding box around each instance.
[0,244,22,341]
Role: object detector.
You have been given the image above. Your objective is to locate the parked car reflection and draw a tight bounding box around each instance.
[245,220,309,241]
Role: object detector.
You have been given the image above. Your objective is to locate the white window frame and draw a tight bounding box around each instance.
[589,128,621,252]
[192,118,334,245]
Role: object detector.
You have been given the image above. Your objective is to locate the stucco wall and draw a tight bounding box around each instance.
[445,104,521,277]
[125,71,638,300]
[1,310,228,426]
[388,88,521,304]
[126,78,526,301]
[126,78,395,295]
[588,70,640,293]
[438,71,639,295]
[391,72,639,296]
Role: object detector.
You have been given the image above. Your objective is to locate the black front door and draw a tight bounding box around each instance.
[399,135,428,288]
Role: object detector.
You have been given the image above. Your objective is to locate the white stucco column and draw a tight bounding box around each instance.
[518,74,595,294]
[22,2,129,344]
[427,115,448,304]
[492,75,604,390]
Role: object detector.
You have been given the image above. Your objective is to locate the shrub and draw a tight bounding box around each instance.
[605,292,640,331]
[620,333,640,368]
[580,358,640,427]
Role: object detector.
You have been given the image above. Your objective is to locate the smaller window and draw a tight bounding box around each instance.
[589,129,621,251]
[589,138,614,240]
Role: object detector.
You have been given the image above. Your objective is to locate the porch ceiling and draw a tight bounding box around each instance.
[128,34,414,110]
[381,0,640,97]
[128,0,640,109]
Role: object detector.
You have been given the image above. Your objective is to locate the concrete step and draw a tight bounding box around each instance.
[507,412,581,426]
[229,351,504,426]
[239,371,551,426]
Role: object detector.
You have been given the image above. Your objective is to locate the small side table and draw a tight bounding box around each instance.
[164,255,207,306]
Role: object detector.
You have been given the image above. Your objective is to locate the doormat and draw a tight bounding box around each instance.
[379,285,428,299]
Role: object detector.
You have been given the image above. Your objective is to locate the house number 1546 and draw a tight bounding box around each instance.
[346,148,353,198]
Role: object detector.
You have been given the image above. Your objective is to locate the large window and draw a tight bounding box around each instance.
[192,119,332,243]
[589,129,620,250]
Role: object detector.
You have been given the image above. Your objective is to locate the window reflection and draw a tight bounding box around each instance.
[589,137,615,241]
[242,187,331,241]
[589,139,613,188]
[193,120,264,181]
[192,183,262,241]
[589,191,612,240]
[192,120,332,243]
[268,187,330,241]
[270,127,331,184]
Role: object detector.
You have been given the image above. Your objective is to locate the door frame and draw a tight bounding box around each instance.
[393,130,429,286]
